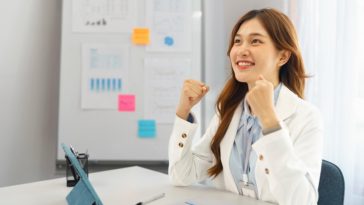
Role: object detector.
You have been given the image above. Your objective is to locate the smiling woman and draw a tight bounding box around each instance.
[168,8,323,205]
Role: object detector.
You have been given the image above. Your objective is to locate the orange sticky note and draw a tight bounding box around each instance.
[118,95,135,112]
[132,28,150,45]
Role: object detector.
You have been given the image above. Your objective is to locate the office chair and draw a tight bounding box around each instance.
[318,160,345,205]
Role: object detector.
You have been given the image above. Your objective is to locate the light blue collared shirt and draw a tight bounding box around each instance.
[229,83,282,195]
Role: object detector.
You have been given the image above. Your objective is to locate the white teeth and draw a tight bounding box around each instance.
[238,61,253,66]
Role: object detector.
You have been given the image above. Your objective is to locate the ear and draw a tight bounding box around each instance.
[278,50,291,67]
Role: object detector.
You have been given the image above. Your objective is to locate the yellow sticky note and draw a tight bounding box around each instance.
[132,28,150,45]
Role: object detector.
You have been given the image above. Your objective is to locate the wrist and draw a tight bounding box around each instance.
[176,107,191,120]
[262,121,282,135]
[259,112,280,131]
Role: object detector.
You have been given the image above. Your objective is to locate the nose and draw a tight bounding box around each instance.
[237,44,250,56]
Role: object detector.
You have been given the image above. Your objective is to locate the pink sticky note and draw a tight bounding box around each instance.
[118,95,135,112]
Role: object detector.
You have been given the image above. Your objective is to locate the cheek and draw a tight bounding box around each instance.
[230,57,234,65]
[229,49,235,61]
[256,54,278,69]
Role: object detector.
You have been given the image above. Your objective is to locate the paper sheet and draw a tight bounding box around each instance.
[81,44,129,109]
[144,58,191,123]
[72,0,137,33]
[146,0,192,52]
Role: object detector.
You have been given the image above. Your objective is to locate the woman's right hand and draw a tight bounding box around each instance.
[176,79,209,120]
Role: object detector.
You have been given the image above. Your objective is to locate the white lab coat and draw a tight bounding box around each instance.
[168,85,323,205]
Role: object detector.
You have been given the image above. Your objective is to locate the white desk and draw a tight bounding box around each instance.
[0,166,273,205]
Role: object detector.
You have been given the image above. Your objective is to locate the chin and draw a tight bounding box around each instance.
[234,74,252,84]
[235,78,247,83]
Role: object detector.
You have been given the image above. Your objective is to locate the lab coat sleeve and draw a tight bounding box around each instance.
[168,114,219,186]
[252,105,323,205]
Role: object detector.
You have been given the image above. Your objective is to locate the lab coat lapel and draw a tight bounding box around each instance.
[275,85,299,121]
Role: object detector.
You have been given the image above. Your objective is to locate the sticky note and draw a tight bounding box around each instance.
[132,28,150,45]
[138,120,156,138]
[118,95,135,112]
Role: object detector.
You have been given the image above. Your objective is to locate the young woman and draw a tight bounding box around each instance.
[168,8,323,205]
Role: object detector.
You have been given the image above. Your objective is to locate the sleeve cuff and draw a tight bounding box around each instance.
[187,113,195,123]
[262,122,282,135]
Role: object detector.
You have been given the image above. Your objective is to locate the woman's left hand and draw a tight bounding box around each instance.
[245,75,280,130]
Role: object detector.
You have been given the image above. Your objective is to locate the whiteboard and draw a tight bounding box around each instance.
[57,0,202,160]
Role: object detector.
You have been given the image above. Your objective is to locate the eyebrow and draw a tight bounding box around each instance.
[235,33,267,38]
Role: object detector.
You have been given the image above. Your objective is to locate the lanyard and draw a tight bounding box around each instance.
[242,125,254,185]
[241,100,254,185]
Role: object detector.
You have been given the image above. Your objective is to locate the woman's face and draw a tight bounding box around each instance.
[229,18,287,88]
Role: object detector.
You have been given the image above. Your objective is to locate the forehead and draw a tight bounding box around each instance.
[235,18,269,37]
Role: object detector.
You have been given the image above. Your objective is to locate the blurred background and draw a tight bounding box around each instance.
[0,0,363,204]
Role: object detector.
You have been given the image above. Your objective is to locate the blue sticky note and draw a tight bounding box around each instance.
[164,36,174,46]
[138,120,156,138]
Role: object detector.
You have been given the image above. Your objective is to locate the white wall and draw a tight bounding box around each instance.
[0,0,61,187]
[202,0,227,129]
[224,0,286,38]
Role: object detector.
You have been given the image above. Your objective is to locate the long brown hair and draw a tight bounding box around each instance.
[208,8,308,177]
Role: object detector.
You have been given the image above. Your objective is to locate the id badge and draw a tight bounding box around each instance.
[240,183,257,199]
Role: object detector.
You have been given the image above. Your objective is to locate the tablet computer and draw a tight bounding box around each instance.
[62,143,103,205]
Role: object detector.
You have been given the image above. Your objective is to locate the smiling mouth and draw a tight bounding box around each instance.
[236,61,255,70]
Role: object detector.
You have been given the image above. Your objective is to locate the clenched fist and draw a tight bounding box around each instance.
[245,75,280,130]
[176,79,209,120]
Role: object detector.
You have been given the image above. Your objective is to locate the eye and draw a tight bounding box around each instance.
[251,39,262,45]
[233,38,241,44]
